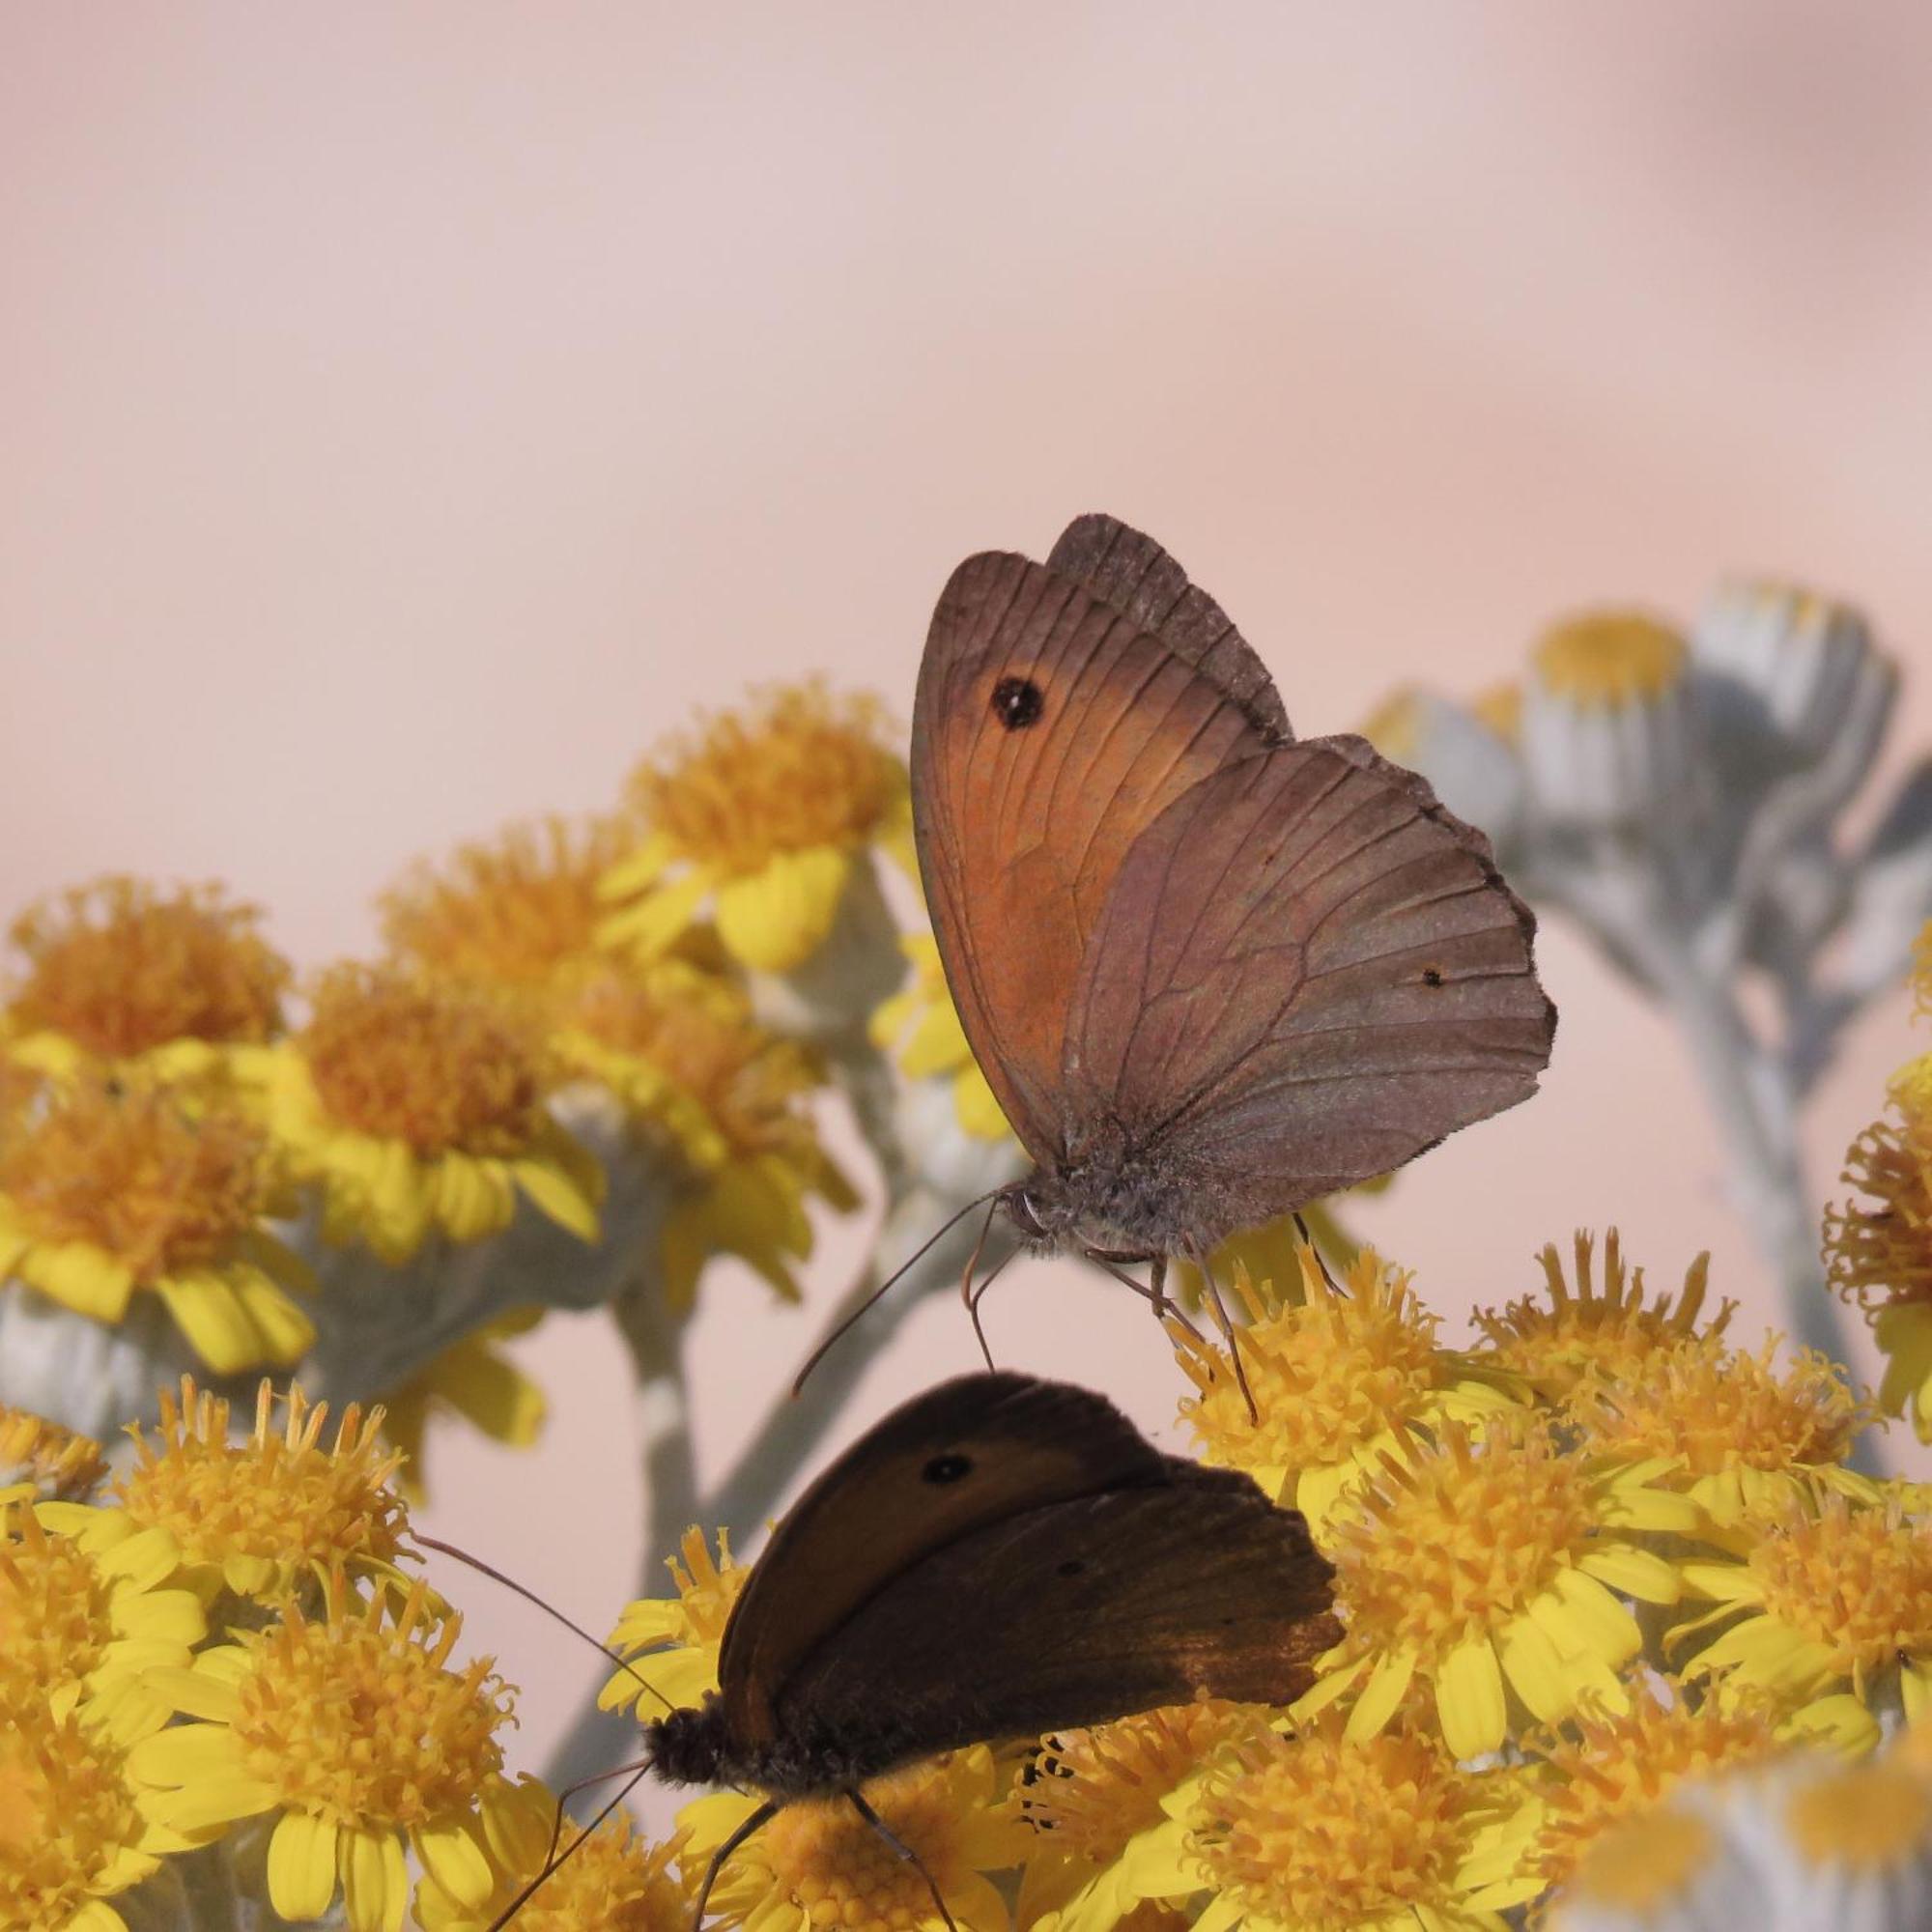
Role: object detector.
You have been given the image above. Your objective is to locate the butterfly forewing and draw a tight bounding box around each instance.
[1065,733,1554,1226]
[768,1463,1340,1767]
[717,1375,1168,1747]
[913,549,1274,1159]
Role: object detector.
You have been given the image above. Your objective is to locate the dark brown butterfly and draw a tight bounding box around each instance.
[640,1371,1338,1918]
[912,514,1555,1332]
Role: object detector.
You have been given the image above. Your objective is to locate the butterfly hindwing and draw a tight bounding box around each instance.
[717,1374,1168,1747]
[767,1460,1340,1763]
[1064,733,1554,1227]
[912,539,1277,1161]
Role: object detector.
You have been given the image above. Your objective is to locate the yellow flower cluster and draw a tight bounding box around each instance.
[584,1221,1917,1932]
[0,682,959,1475]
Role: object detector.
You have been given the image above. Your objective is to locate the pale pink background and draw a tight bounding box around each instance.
[6,7,1932,1778]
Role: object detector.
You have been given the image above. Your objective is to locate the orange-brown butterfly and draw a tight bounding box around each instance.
[912,514,1555,1336]
[489,1372,1338,1927]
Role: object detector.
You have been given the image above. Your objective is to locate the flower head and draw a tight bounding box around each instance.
[1181,1716,1542,1930]
[1527,1681,1786,1894]
[269,963,602,1262]
[1301,1414,1697,1759]
[1472,1231,1731,1406]
[130,1575,517,1932]
[0,1075,313,1372]
[0,1501,202,1741]
[557,964,853,1308]
[0,1699,178,1932]
[0,1406,107,1504]
[1015,1699,1267,1931]
[1565,1333,1870,1525]
[4,875,289,1077]
[1174,1245,1522,1534]
[600,682,912,972]
[1677,1482,1932,1736]
[382,815,633,993]
[599,1526,746,1719]
[678,1746,1023,1932]
[107,1377,409,1600]
[416,1773,688,1932]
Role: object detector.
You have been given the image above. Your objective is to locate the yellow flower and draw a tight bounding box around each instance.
[71,1377,411,1602]
[870,932,1011,1141]
[1165,1716,1543,1932]
[3,874,289,1080]
[599,1526,746,1720]
[416,1773,688,1931]
[1564,1333,1872,1526]
[600,682,912,973]
[379,1308,546,1504]
[0,1076,313,1373]
[1825,1061,1932,1440]
[1015,1700,1269,1932]
[265,963,602,1263]
[0,1406,107,1505]
[1472,1231,1732,1406]
[1526,1681,1787,1894]
[1299,1415,1699,1759]
[1174,1245,1523,1535]
[0,1502,202,1742]
[0,1699,183,1932]
[1676,1481,1932,1738]
[556,964,855,1309]
[382,815,634,993]
[130,1576,517,1932]
[677,1746,1024,1932]
[1535,612,1687,708]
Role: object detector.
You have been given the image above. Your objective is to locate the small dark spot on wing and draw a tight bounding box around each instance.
[991,675,1045,730]
[1056,1557,1086,1578]
[923,1453,973,1485]
[1422,965,1445,987]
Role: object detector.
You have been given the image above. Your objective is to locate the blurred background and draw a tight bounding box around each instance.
[5,5,1930,1784]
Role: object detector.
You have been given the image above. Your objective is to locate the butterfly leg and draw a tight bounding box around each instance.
[1293,1212,1345,1295]
[1197,1253,1260,1424]
[486,1761,659,1931]
[846,1789,958,1932]
[964,1245,1020,1372]
[689,1798,780,1930]
[958,1197,1001,1372]
[1082,1248,1206,1345]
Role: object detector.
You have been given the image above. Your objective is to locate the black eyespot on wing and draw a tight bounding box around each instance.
[1422,966,1445,987]
[991,675,1044,729]
[1056,1557,1086,1578]
[922,1453,973,1484]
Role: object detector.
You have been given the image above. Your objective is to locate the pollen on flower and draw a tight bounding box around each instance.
[1018,1701,1264,1864]
[1534,611,1688,708]
[0,1077,270,1281]
[1784,1756,1932,1871]
[1566,1333,1866,1478]
[230,1580,510,1830]
[1474,1231,1731,1403]
[1529,1686,1783,1891]
[628,682,903,876]
[1174,1247,1446,1480]
[0,1704,154,1930]
[1327,1416,1599,1667]
[119,1378,408,1592]
[1190,1719,1512,1925]
[299,963,553,1155]
[1825,1111,1932,1312]
[382,817,633,991]
[0,1406,107,1501]
[6,875,289,1058]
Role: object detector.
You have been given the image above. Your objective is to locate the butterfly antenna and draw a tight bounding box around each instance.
[845,1790,958,1932]
[791,1188,1004,1397]
[412,1532,676,1716]
[486,1760,656,1931]
[690,1798,780,1930]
